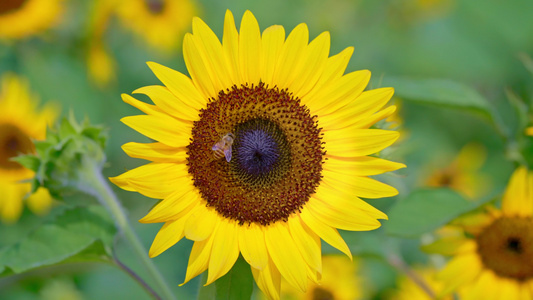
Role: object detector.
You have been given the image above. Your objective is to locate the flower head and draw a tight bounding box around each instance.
[0,0,63,39]
[436,166,533,299]
[111,10,404,299]
[0,73,57,222]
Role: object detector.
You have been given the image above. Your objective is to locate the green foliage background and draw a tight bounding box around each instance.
[1,0,533,299]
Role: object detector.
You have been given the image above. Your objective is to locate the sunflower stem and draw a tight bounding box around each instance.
[81,162,176,300]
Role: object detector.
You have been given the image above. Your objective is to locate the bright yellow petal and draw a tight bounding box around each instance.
[184,205,218,241]
[109,162,184,191]
[183,33,219,99]
[149,217,189,258]
[350,105,397,129]
[206,218,240,285]
[306,47,354,99]
[288,31,330,98]
[306,197,381,231]
[192,17,233,92]
[0,182,25,223]
[502,166,533,217]
[322,171,399,199]
[181,232,217,285]
[251,257,281,300]
[121,114,191,148]
[461,270,499,300]
[299,208,352,260]
[264,221,308,292]
[319,87,394,131]
[324,155,405,176]
[239,10,261,85]
[239,223,269,270]
[271,23,309,90]
[287,215,322,274]
[260,25,285,85]
[133,85,199,121]
[139,190,199,224]
[121,93,164,116]
[222,10,240,86]
[146,61,206,110]
[305,70,370,116]
[324,129,399,157]
[121,142,186,163]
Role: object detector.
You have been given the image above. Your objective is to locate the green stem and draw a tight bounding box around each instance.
[82,162,176,300]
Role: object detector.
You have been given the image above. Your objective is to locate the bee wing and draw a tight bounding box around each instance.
[224,145,232,162]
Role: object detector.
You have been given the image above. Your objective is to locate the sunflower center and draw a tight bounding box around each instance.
[312,287,335,300]
[476,217,533,280]
[0,123,34,170]
[187,83,324,225]
[0,0,26,15]
[144,0,165,14]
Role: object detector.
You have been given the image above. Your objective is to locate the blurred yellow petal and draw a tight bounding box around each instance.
[502,166,533,217]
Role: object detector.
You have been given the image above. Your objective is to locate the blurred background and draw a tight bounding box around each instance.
[0,0,532,299]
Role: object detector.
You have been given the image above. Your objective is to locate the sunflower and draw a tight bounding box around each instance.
[387,267,452,300]
[425,143,488,199]
[0,0,63,39]
[527,126,533,136]
[115,0,196,52]
[436,166,533,299]
[111,10,404,299]
[0,73,57,223]
[274,255,362,300]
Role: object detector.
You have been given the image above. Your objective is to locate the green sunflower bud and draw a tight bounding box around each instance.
[13,114,107,199]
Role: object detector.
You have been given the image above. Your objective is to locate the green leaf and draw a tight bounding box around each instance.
[11,155,40,172]
[0,205,116,274]
[214,256,253,300]
[382,76,492,116]
[385,188,472,238]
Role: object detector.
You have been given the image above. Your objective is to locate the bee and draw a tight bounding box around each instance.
[211,133,235,162]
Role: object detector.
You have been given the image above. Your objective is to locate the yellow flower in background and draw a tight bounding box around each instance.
[426,143,489,199]
[527,126,533,136]
[0,74,57,223]
[86,0,117,87]
[435,166,533,299]
[111,10,404,299]
[277,255,362,300]
[0,0,63,39]
[387,267,452,300]
[115,0,196,52]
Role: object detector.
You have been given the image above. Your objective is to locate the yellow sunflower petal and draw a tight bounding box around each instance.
[287,215,322,274]
[183,33,218,99]
[502,166,533,217]
[438,252,482,297]
[287,31,330,97]
[461,270,498,300]
[206,218,240,285]
[181,233,217,285]
[306,197,382,231]
[139,188,200,223]
[324,129,399,157]
[121,114,191,148]
[307,47,354,98]
[526,126,533,136]
[322,171,399,199]
[318,87,394,130]
[350,105,397,129]
[26,186,53,215]
[121,93,164,116]
[0,182,25,223]
[264,221,308,292]
[146,61,206,110]
[109,162,183,191]
[260,25,285,85]
[133,85,199,121]
[222,10,240,85]
[192,17,233,91]
[251,257,281,300]
[149,217,189,258]
[305,70,370,116]
[121,142,186,163]
[324,156,406,176]
[239,10,261,85]
[300,208,352,260]
[239,223,269,270]
[184,205,218,241]
[272,23,309,89]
